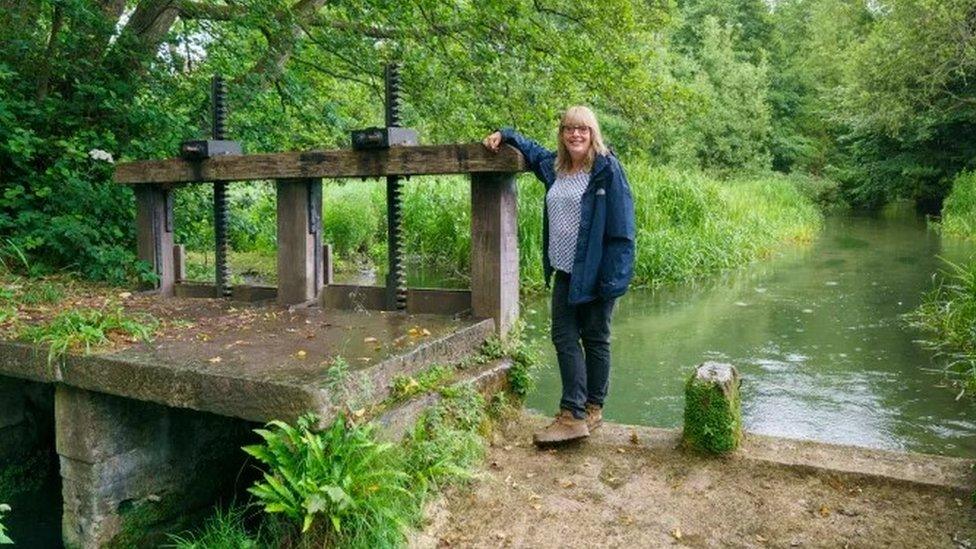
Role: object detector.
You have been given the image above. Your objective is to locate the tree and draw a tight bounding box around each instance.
[0,0,679,280]
[664,17,773,172]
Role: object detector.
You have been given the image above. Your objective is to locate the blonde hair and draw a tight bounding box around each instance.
[555,105,609,175]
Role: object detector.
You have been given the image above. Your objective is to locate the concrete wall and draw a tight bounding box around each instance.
[55,386,257,548]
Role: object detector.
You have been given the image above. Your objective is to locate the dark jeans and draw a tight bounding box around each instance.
[551,270,616,420]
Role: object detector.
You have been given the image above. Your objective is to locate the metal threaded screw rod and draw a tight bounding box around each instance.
[385,63,407,310]
[212,74,231,297]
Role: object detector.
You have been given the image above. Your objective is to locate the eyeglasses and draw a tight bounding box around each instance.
[561,125,591,135]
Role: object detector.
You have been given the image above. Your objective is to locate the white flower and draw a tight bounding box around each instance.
[88,149,115,163]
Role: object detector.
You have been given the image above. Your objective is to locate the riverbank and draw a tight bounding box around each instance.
[179,166,828,291]
[915,170,976,395]
[417,411,976,547]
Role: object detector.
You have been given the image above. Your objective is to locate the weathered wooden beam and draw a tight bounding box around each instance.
[173,244,186,282]
[114,143,527,184]
[470,172,519,336]
[134,185,174,296]
[276,178,323,305]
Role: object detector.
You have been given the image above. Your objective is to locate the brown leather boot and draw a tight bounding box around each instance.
[533,409,589,446]
[585,403,603,431]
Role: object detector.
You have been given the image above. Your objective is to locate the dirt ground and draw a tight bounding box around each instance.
[416,412,976,548]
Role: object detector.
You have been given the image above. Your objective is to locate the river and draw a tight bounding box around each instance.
[523,211,976,457]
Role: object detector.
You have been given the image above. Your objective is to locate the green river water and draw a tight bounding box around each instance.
[523,212,976,457]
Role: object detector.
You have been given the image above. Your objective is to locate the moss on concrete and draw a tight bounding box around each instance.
[682,363,742,454]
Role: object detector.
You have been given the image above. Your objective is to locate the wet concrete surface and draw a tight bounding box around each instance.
[0,296,493,422]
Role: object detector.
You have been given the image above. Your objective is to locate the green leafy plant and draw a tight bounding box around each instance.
[243,414,415,547]
[19,306,158,363]
[0,503,12,545]
[402,385,488,491]
[478,320,541,398]
[390,363,455,402]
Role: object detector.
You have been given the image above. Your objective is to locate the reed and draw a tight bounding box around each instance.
[183,163,823,292]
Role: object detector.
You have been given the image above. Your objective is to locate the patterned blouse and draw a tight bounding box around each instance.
[546,170,590,273]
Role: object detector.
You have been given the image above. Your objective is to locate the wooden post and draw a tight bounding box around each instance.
[173,244,186,283]
[470,173,519,336]
[323,243,334,285]
[276,178,323,305]
[134,185,174,296]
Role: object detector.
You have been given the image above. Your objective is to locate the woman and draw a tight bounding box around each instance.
[483,106,636,445]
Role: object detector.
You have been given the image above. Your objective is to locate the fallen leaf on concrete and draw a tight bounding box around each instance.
[756,534,767,543]
[118,292,132,299]
[503,445,513,451]
[630,430,639,445]
[364,336,378,343]
[671,527,682,540]
[617,448,626,453]
[531,504,541,511]
[295,350,307,358]
[818,505,831,517]
[525,472,535,478]
[559,479,575,488]
[528,493,542,501]
[208,356,222,363]
[352,408,366,418]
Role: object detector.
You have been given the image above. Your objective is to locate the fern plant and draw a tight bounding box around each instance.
[243,414,415,548]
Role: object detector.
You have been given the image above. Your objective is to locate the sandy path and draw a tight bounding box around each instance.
[416,413,976,548]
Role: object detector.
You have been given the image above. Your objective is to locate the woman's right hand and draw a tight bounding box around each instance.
[482,131,502,153]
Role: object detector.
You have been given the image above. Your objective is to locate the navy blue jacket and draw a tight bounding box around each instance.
[500,128,636,305]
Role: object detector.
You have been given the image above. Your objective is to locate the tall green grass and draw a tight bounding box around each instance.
[908,258,976,395]
[941,170,976,239]
[383,165,822,290]
[182,163,824,290]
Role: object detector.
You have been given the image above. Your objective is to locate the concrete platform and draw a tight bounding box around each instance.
[570,419,976,495]
[0,296,502,547]
[0,297,494,423]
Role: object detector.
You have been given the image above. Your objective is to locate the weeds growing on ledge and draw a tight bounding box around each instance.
[19,306,157,363]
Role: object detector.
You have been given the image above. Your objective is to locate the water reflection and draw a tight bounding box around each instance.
[524,213,976,457]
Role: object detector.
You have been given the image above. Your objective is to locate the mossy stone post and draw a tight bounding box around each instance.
[683,362,742,454]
